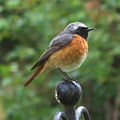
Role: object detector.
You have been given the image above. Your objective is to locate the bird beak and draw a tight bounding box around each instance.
[87,27,96,32]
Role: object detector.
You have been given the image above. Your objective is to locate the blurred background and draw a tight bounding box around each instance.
[0,0,120,120]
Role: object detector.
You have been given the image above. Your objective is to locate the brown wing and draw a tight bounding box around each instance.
[31,34,73,70]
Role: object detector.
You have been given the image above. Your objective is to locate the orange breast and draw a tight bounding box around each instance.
[44,34,88,72]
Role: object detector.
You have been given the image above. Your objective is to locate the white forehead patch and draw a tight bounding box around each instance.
[75,22,87,28]
[72,24,78,30]
[65,22,88,31]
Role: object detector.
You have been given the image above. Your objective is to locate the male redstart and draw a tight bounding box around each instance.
[24,22,95,86]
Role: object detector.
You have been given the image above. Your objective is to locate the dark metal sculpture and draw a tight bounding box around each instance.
[54,79,91,120]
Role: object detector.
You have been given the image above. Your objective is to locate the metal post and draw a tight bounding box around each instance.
[54,79,92,120]
[64,105,75,120]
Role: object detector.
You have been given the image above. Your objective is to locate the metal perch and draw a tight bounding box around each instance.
[54,79,92,120]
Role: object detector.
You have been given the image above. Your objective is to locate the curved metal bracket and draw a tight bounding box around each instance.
[76,106,91,120]
[54,112,66,120]
[54,106,91,120]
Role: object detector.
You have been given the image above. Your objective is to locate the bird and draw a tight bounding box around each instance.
[24,22,95,86]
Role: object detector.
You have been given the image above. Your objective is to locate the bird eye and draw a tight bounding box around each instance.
[82,27,88,31]
[78,27,88,31]
[78,27,81,30]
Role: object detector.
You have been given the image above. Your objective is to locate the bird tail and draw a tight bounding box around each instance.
[24,65,44,87]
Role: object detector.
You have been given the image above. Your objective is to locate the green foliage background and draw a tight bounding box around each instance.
[0,0,120,120]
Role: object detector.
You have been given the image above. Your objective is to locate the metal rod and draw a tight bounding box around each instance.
[64,105,76,120]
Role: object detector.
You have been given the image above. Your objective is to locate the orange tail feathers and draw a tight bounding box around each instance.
[24,66,44,87]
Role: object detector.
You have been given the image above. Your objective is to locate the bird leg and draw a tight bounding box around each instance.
[59,68,72,80]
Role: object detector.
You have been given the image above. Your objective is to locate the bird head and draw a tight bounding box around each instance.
[64,22,95,39]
